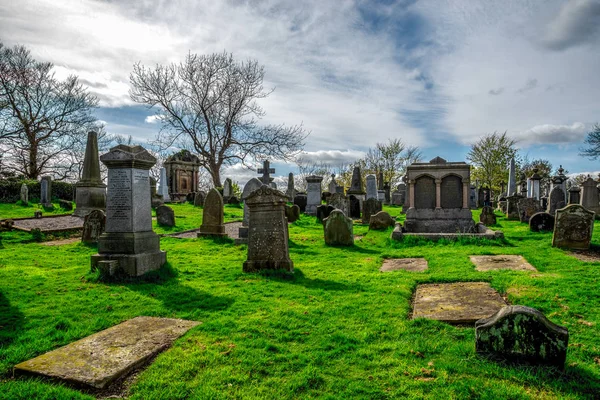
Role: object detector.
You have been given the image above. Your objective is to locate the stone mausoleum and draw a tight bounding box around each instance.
[404,156,475,233]
[163,150,202,201]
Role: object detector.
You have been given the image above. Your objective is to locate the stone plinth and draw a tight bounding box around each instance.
[14,317,199,389]
[475,306,568,368]
[305,175,323,215]
[74,131,107,217]
[243,186,293,272]
[404,208,474,233]
[91,145,166,277]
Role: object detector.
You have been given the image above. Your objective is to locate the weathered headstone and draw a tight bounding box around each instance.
[552,204,594,250]
[305,175,323,215]
[74,131,107,217]
[362,198,382,224]
[529,212,554,232]
[198,188,225,236]
[349,195,361,219]
[223,178,233,202]
[156,205,175,227]
[316,204,335,223]
[479,206,496,226]
[366,174,377,200]
[91,144,167,277]
[40,176,51,206]
[368,211,395,230]
[547,186,566,215]
[82,210,106,244]
[158,167,171,202]
[328,174,337,195]
[59,199,73,211]
[392,183,405,206]
[475,305,568,368]
[238,178,263,241]
[517,198,542,223]
[243,185,293,272]
[285,204,300,223]
[293,193,307,213]
[328,192,349,216]
[505,195,521,220]
[193,191,206,207]
[568,185,581,205]
[323,209,354,246]
[580,177,600,214]
[383,182,391,205]
[286,173,295,201]
[20,183,28,205]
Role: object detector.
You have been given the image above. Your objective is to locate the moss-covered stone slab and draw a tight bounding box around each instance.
[412,282,507,324]
[380,258,428,272]
[14,316,200,389]
[470,255,536,271]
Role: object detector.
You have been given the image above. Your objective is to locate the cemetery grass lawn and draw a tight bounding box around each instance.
[0,204,599,399]
[0,202,74,220]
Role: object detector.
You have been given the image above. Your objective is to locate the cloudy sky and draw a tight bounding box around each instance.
[2,0,600,183]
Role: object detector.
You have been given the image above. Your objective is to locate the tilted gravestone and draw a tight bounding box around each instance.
[327,192,349,216]
[362,198,382,224]
[366,174,377,200]
[479,206,496,226]
[547,186,565,215]
[475,305,568,368]
[529,212,554,232]
[323,209,353,246]
[368,211,395,230]
[198,188,225,236]
[91,144,166,277]
[293,193,307,213]
[243,185,293,272]
[82,210,106,244]
[349,195,361,219]
[305,175,323,215]
[156,205,175,227]
[517,198,541,223]
[74,131,107,217]
[316,204,335,223]
[580,177,600,214]
[552,204,594,250]
[285,204,300,223]
[20,183,28,206]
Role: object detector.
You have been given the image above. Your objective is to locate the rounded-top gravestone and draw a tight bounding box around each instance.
[369,211,395,230]
[156,205,175,227]
[323,209,354,246]
[479,206,496,226]
[198,188,225,236]
[529,212,554,232]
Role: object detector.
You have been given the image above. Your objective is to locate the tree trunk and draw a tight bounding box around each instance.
[28,141,38,180]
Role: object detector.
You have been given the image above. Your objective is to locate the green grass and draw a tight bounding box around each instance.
[1,204,599,399]
[0,201,74,220]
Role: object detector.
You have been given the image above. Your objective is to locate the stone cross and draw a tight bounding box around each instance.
[257,160,275,185]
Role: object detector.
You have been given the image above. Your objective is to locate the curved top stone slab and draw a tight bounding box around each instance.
[245,185,288,204]
[100,144,157,170]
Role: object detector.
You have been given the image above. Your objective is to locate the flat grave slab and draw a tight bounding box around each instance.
[412,282,507,324]
[12,215,84,233]
[14,316,200,389]
[380,258,428,272]
[568,249,600,262]
[470,255,536,271]
[166,221,241,239]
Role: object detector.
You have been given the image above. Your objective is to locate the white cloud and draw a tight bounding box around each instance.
[295,149,365,165]
[145,115,161,124]
[515,122,588,145]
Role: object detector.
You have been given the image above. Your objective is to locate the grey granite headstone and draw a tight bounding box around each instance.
[156,205,175,227]
[223,178,233,201]
[505,195,522,220]
[580,177,600,214]
[328,174,337,195]
[383,182,391,204]
[293,193,307,213]
[194,191,206,207]
[547,186,566,215]
[286,173,295,201]
[529,212,554,232]
[243,185,293,272]
[74,131,107,217]
[552,204,594,249]
[349,195,361,219]
[568,185,581,205]
[328,192,349,216]
[517,198,542,223]
[240,178,263,235]
[20,183,28,205]
[82,210,106,244]
[362,198,382,224]
[316,204,335,224]
[366,174,377,200]
[305,175,323,215]
[198,188,225,236]
[475,305,568,368]
[158,167,171,202]
[323,209,353,246]
[40,177,51,205]
[91,145,166,277]
[285,204,301,223]
[480,206,496,226]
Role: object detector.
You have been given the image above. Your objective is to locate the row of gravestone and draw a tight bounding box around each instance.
[18,181,73,212]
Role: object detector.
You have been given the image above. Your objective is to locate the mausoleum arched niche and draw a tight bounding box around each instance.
[414,175,436,209]
[440,174,463,208]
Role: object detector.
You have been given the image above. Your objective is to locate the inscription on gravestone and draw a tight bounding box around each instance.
[414,176,436,209]
[440,175,462,209]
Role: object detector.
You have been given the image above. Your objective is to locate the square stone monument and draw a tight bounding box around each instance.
[91,145,167,276]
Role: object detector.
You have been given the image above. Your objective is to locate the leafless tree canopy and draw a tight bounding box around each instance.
[0,42,99,180]
[129,52,309,187]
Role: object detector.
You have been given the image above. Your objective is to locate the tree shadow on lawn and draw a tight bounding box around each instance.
[254,268,362,292]
[0,290,24,347]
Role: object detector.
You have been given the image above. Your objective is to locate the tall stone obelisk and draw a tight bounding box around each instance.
[507,158,516,196]
[74,131,107,217]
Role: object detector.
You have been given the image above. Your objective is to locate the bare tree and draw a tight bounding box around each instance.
[129,51,309,187]
[580,123,600,160]
[0,42,98,180]
[294,156,334,192]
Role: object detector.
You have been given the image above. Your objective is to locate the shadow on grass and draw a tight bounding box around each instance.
[254,268,361,292]
[0,291,24,347]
